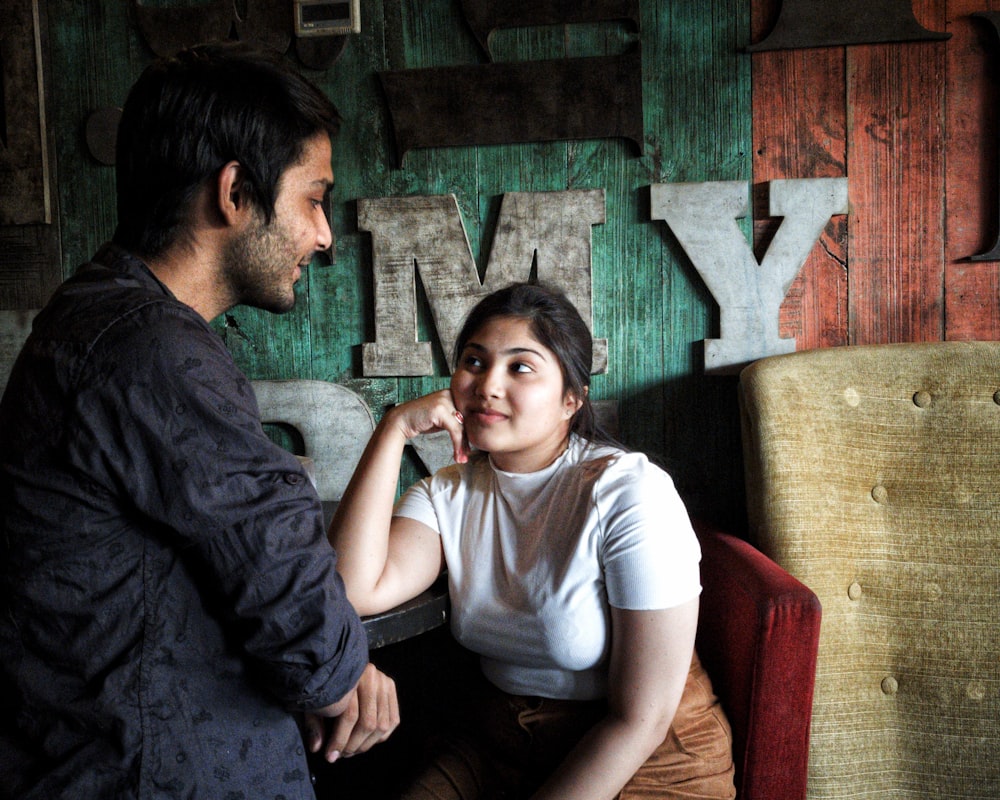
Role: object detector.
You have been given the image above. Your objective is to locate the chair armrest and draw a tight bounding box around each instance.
[693,519,822,800]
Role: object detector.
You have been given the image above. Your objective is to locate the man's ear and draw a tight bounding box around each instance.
[216,160,250,226]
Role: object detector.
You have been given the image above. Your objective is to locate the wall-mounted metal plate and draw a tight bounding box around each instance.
[748,0,950,51]
[380,48,644,167]
[294,0,360,37]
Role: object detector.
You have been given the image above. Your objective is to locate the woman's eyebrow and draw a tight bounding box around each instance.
[464,341,548,360]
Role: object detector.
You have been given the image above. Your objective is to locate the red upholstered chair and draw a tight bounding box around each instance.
[693,520,822,800]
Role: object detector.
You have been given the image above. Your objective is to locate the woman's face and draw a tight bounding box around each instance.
[450,316,581,473]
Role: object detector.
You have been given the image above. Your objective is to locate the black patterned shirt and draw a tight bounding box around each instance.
[0,244,367,799]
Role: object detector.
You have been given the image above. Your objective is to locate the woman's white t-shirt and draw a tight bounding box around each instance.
[393,435,701,701]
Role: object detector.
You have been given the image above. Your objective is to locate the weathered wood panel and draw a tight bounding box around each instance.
[47,0,137,277]
[847,1,948,344]
[751,0,849,350]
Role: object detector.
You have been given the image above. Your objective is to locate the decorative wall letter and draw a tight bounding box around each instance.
[969,12,1000,262]
[379,0,643,166]
[459,0,639,59]
[252,379,375,501]
[359,190,608,376]
[0,309,37,394]
[747,0,949,50]
[651,178,849,374]
[379,52,643,168]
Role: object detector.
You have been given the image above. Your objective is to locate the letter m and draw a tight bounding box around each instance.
[358,191,608,376]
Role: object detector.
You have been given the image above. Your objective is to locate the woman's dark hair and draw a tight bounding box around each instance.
[453,282,619,447]
[112,41,340,259]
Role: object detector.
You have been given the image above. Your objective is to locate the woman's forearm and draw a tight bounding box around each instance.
[328,390,466,614]
[327,414,409,609]
[532,604,697,800]
[531,713,671,800]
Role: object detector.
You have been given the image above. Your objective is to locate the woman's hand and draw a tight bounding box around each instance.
[384,388,469,464]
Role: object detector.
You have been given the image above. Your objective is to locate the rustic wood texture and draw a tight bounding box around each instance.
[848,24,948,343]
[752,0,850,350]
[753,0,1000,349]
[0,0,51,226]
[0,0,61,309]
[8,0,1000,528]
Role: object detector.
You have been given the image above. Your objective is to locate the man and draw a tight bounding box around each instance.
[0,42,397,799]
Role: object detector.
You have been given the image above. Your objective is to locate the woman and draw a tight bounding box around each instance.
[330,283,735,800]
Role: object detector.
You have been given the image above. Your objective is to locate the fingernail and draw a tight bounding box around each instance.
[327,750,340,764]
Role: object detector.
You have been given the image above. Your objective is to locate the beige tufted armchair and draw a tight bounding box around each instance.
[738,342,1000,800]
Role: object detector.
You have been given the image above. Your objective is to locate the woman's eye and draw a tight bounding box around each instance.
[511,362,532,374]
[463,355,483,369]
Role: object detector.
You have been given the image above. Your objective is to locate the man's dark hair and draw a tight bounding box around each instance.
[112,41,340,259]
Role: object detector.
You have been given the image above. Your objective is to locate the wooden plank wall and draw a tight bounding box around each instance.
[6,0,1000,529]
[758,0,1000,346]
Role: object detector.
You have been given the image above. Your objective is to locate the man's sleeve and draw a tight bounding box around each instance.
[70,302,368,710]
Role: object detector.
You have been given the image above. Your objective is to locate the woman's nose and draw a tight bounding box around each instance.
[475,367,504,398]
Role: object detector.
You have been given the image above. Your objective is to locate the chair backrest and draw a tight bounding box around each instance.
[739,342,1000,799]
[252,379,375,501]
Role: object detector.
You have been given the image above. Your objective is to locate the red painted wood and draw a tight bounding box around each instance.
[750,1,1000,347]
[846,0,948,344]
[751,0,849,351]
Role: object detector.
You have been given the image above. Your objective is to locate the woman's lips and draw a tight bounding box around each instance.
[468,408,507,424]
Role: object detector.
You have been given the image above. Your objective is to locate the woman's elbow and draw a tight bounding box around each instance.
[619,704,678,756]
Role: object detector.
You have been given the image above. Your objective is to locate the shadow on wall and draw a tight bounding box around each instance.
[621,370,747,533]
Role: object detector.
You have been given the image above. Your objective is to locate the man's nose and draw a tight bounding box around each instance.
[316,213,334,255]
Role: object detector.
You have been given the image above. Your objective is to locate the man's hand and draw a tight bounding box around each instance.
[302,663,400,763]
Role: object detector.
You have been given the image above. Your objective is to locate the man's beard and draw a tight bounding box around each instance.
[222,213,300,314]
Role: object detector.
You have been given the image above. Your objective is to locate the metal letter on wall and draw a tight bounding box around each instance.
[747,0,949,51]
[251,379,375,501]
[359,190,608,376]
[969,12,1000,262]
[651,178,849,375]
[0,0,51,225]
[379,0,643,167]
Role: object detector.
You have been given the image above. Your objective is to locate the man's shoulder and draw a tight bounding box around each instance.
[35,253,198,347]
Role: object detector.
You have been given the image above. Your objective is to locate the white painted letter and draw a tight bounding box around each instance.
[651,178,848,374]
